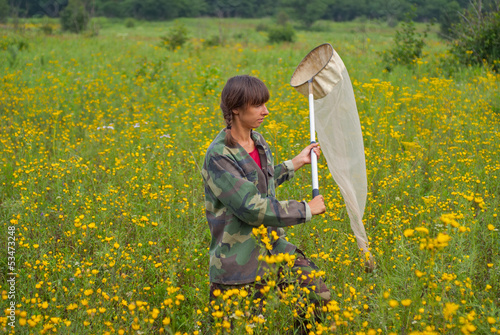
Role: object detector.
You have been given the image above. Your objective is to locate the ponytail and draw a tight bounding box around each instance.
[222,109,237,147]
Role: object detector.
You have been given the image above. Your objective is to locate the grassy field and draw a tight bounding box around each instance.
[1,17,499,334]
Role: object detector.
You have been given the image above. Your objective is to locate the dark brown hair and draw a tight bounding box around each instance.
[220,75,270,146]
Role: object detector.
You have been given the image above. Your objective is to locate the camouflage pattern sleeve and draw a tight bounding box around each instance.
[204,153,307,228]
[273,160,295,187]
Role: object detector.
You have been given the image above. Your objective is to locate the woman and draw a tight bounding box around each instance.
[202,75,331,315]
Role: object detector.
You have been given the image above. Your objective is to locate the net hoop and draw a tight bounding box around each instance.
[290,43,344,99]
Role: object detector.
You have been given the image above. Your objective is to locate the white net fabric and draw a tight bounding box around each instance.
[314,51,373,267]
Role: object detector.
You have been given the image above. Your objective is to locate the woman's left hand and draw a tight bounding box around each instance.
[291,142,321,171]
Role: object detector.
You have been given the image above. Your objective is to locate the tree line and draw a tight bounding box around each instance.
[4,0,495,22]
[1,0,499,32]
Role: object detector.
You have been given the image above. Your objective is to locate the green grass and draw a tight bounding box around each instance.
[0,17,499,334]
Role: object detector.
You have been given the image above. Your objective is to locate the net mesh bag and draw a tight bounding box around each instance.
[291,44,374,270]
[314,51,371,262]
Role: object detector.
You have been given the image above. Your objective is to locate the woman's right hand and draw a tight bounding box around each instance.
[308,195,326,215]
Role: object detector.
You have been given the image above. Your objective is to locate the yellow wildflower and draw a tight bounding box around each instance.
[443,303,459,321]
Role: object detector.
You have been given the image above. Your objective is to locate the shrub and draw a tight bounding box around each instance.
[449,4,500,71]
[382,11,428,71]
[0,36,28,67]
[39,17,55,35]
[267,23,296,44]
[60,0,89,33]
[255,23,268,32]
[0,35,28,51]
[40,23,54,35]
[161,21,189,50]
[124,18,135,28]
[202,35,221,47]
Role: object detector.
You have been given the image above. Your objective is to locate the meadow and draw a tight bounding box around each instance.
[0,17,499,334]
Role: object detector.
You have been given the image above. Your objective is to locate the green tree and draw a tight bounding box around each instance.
[0,0,9,23]
[280,0,332,28]
[177,0,208,17]
[60,0,89,33]
[204,0,273,17]
[411,0,445,21]
[326,0,368,21]
[367,0,412,23]
[95,0,189,20]
[449,1,500,70]
[438,0,462,38]
[205,0,241,17]
[126,0,180,20]
[95,0,125,17]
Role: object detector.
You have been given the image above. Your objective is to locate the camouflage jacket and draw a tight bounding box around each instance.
[202,129,311,285]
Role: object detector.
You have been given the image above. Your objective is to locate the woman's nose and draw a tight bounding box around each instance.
[262,105,269,115]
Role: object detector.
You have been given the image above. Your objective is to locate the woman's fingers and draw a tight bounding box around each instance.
[312,145,321,157]
[308,195,326,215]
[308,143,321,157]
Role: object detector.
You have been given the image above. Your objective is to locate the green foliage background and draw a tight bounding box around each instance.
[4,0,478,22]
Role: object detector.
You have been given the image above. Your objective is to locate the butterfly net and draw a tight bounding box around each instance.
[291,45,374,269]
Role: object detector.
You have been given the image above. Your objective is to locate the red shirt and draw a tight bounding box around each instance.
[248,147,261,168]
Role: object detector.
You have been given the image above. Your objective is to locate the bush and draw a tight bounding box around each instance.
[161,21,189,50]
[203,35,221,47]
[255,23,268,32]
[60,0,89,33]
[382,11,428,71]
[267,23,296,44]
[449,5,500,71]
[39,17,55,35]
[0,35,28,51]
[40,22,54,35]
[0,36,28,67]
[124,18,135,28]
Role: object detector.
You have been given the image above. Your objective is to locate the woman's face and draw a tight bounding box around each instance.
[234,103,269,130]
